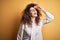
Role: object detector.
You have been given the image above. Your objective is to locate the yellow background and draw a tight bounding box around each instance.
[0,0,60,40]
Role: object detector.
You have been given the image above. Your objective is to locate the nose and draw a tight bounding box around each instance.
[34,10,37,14]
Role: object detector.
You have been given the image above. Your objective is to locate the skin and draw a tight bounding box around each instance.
[29,5,46,23]
[30,7,37,18]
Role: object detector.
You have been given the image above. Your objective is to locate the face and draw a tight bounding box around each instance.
[30,7,37,17]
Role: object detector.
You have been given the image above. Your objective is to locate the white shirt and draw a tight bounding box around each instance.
[24,11,54,40]
[17,11,54,40]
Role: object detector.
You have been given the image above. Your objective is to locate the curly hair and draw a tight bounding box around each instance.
[21,3,42,27]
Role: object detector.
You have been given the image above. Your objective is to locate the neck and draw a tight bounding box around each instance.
[31,17,35,23]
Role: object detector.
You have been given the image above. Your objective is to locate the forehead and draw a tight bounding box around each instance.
[30,7,35,10]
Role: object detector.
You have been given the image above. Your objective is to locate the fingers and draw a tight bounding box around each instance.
[34,5,41,11]
[34,5,41,8]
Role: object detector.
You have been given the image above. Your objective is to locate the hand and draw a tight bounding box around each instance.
[34,5,46,12]
[34,5,41,11]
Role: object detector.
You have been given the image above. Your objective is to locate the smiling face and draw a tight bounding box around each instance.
[30,7,37,17]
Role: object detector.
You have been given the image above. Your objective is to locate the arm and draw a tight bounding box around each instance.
[41,9,54,24]
[17,24,24,40]
[34,5,54,24]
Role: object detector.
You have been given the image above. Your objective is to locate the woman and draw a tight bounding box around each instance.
[17,3,54,40]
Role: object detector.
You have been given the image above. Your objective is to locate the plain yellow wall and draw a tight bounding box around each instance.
[1,0,60,40]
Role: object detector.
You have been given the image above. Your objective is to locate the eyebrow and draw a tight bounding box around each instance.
[30,8,36,10]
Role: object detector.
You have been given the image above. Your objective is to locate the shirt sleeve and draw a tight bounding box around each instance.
[42,11,54,25]
[17,24,24,40]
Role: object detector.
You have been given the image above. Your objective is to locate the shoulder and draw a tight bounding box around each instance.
[38,19,44,25]
[18,23,25,30]
[39,19,43,23]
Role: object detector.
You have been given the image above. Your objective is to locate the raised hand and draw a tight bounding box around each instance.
[34,5,47,13]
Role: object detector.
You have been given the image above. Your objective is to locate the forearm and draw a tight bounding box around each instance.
[41,8,54,19]
[41,8,54,24]
[34,5,54,24]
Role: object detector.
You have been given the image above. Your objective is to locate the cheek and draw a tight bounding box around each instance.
[30,11,33,14]
[32,13,37,16]
[30,11,37,16]
[32,12,35,14]
[31,11,37,14]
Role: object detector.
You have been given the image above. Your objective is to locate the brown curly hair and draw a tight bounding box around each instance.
[21,3,42,27]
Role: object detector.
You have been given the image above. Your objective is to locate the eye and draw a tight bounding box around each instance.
[32,10,35,11]
[32,9,36,11]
